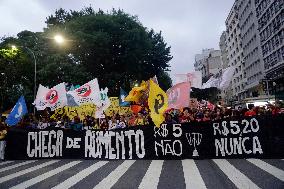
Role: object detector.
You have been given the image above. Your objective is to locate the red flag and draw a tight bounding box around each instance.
[167,82,191,109]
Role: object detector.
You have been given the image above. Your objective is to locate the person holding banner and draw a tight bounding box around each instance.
[179,108,194,123]
[100,118,109,130]
[37,117,50,129]
[92,119,100,130]
[164,113,177,124]
[70,117,83,131]
[134,112,146,126]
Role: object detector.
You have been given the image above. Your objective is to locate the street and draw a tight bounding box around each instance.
[0,159,283,189]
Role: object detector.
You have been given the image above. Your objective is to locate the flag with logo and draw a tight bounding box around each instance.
[148,80,168,127]
[124,82,146,102]
[5,96,28,126]
[119,88,130,107]
[46,82,68,111]
[95,87,111,118]
[167,82,191,109]
[33,84,49,110]
[67,79,101,106]
[99,87,111,110]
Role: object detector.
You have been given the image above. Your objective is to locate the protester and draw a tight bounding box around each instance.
[164,113,177,124]
[1,99,283,131]
[245,106,257,117]
[134,112,146,126]
[37,117,50,129]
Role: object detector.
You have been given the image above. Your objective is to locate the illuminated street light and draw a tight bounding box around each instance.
[54,35,65,44]
[11,45,17,50]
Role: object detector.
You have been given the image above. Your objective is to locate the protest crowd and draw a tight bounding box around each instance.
[1,77,284,134]
[1,101,283,132]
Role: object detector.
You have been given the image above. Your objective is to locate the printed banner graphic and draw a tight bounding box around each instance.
[5,115,284,160]
[167,82,191,109]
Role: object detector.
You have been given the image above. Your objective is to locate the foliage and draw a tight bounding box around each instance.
[190,87,219,103]
[156,71,172,91]
[0,7,173,112]
[45,7,172,94]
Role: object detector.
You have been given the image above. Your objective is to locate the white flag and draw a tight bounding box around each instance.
[67,79,101,106]
[95,87,111,118]
[175,71,202,88]
[202,76,220,89]
[99,87,111,111]
[46,82,67,111]
[219,66,235,90]
[33,84,49,110]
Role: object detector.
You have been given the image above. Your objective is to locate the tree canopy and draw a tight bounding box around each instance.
[0,7,173,112]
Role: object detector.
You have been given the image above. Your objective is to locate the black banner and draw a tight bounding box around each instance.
[4,115,284,160]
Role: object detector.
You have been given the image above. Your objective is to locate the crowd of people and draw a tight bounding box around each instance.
[1,102,283,132]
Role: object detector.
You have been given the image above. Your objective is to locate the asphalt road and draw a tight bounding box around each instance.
[0,159,283,189]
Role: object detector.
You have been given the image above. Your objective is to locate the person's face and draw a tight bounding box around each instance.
[166,115,171,121]
[217,110,221,115]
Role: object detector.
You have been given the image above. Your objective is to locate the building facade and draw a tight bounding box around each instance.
[219,31,229,69]
[194,49,223,81]
[225,0,246,102]
[255,0,284,97]
[239,0,265,97]
[219,31,233,105]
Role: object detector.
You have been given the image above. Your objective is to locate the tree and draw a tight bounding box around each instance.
[190,87,219,103]
[0,42,29,112]
[45,7,172,95]
[156,71,172,91]
[0,7,173,111]
[0,30,92,112]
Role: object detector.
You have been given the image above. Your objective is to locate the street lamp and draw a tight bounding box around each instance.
[54,34,65,44]
[11,45,37,113]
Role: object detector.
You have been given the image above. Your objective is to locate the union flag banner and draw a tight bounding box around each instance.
[33,84,49,110]
[125,81,147,103]
[167,82,190,109]
[46,82,68,111]
[148,80,168,127]
[34,83,67,111]
[67,79,101,106]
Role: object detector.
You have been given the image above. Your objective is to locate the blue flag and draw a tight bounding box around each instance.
[119,88,130,107]
[5,96,28,126]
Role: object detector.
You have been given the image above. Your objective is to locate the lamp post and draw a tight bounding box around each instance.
[12,45,37,114]
[54,35,65,44]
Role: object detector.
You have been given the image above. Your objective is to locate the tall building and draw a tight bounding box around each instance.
[225,0,246,102]
[194,49,223,80]
[239,0,265,97]
[255,0,284,96]
[219,31,233,105]
[219,31,229,69]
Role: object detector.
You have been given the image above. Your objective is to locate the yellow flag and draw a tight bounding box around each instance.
[148,80,168,127]
[125,81,147,103]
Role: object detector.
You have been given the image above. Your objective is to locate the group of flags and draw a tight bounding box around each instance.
[4,75,189,127]
[124,77,168,127]
[33,79,102,111]
[5,69,232,127]
[4,78,135,126]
